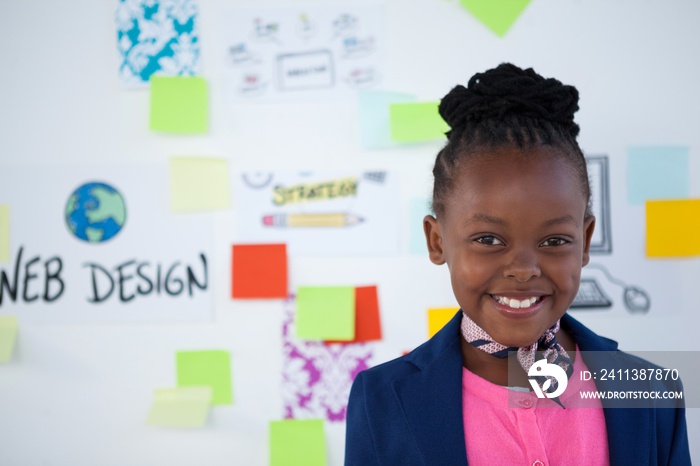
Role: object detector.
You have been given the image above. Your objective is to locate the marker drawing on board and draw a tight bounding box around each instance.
[262,213,363,228]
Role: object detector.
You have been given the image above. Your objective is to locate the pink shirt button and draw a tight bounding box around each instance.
[518,398,533,408]
[532,461,545,466]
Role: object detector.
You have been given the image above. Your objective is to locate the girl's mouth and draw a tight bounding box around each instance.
[490,294,544,310]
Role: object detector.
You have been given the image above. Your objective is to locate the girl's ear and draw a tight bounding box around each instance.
[424,215,446,265]
[581,216,596,266]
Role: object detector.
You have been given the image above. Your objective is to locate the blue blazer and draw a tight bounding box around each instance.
[345,311,691,465]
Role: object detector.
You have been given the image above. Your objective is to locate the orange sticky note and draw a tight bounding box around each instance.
[427,307,459,338]
[646,199,700,257]
[326,286,382,344]
[232,244,288,298]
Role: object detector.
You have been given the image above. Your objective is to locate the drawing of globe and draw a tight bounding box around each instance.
[65,182,127,243]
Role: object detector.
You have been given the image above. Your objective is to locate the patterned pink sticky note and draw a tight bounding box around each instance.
[281,296,373,422]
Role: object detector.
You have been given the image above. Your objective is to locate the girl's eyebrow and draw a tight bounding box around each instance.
[543,215,578,227]
[466,214,579,227]
[467,213,506,225]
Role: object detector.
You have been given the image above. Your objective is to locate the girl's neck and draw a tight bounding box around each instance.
[460,327,576,388]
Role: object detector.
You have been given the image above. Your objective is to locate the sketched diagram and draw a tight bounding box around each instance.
[222,5,382,101]
[242,172,274,189]
[296,13,317,40]
[250,17,282,44]
[277,50,335,91]
[573,264,651,314]
[340,35,375,59]
[586,156,612,254]
[236,170,399,255]
[571,156,651,314]
[331,13,359,38]
[262,174,364,229]
[227,42,261,67]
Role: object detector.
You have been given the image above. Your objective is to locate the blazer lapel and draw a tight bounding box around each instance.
[563,314,652,466]
[392,312,468,466]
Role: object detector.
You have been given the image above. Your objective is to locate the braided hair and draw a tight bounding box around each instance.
[431,63,591,218]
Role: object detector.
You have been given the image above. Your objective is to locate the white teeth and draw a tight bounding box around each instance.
[494,296,539,309]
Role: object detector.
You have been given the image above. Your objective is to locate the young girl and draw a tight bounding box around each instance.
[345,64,691,465]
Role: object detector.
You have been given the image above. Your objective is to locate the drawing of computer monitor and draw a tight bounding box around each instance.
[586,156,612,254]
[572,156,613,309]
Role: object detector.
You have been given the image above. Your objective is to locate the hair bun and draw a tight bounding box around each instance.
[439,63,580,139]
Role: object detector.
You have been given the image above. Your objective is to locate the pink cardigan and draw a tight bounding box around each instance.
[462,348,610,466]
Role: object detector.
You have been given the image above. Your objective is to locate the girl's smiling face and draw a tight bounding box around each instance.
[424,146,595,347]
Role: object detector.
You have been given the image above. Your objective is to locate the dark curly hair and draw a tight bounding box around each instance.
[431,63,591,218]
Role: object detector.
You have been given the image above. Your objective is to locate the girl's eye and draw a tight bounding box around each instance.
[475,236,503,246]
[541,237,569,247]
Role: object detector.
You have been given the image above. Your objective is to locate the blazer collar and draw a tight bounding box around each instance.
[393,310,468,466]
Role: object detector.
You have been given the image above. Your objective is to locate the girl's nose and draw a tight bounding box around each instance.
[503,249,541,282]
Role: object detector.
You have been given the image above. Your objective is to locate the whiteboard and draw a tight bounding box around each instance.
[0,1,698,464]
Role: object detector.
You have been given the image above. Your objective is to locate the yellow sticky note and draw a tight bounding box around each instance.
[146,386,212,428]
[427,307,459,338]
[0,205,9,263]
[150,76,208,134]
[646,199,700,257]
[169,157,231,212]
[0,316,18,363]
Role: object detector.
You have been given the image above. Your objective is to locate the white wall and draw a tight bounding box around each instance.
[0,0,698,464]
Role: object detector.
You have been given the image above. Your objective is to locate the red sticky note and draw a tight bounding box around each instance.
[232,244,288,298]
[326,286,382,344]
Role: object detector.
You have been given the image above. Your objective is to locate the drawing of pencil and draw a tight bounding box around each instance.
[262,213,364,228]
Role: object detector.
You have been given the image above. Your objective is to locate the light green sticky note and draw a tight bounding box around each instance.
[269,419,327,466]
[0,205,8,263]
[150,76,208,134]
[459,0,531,37]
[169,157,231,212]
[296,286,355,341]
[0,316,18,363]
[389,102,449,143]
[146,386,213,428]
[176,350,233,405]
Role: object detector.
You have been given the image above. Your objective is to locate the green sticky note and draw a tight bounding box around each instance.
[150,76,208,134]
[0,205,8,263]
[296,286,355,341]
[389,102,449,143]
[459,0,531,37]
[176,350,233,405]
[269,419,327,466]
[0,316,18,363]
[146,386,212,428]
[169,157,231,212]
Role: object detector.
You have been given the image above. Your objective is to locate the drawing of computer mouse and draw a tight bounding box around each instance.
[623,286,651,313]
